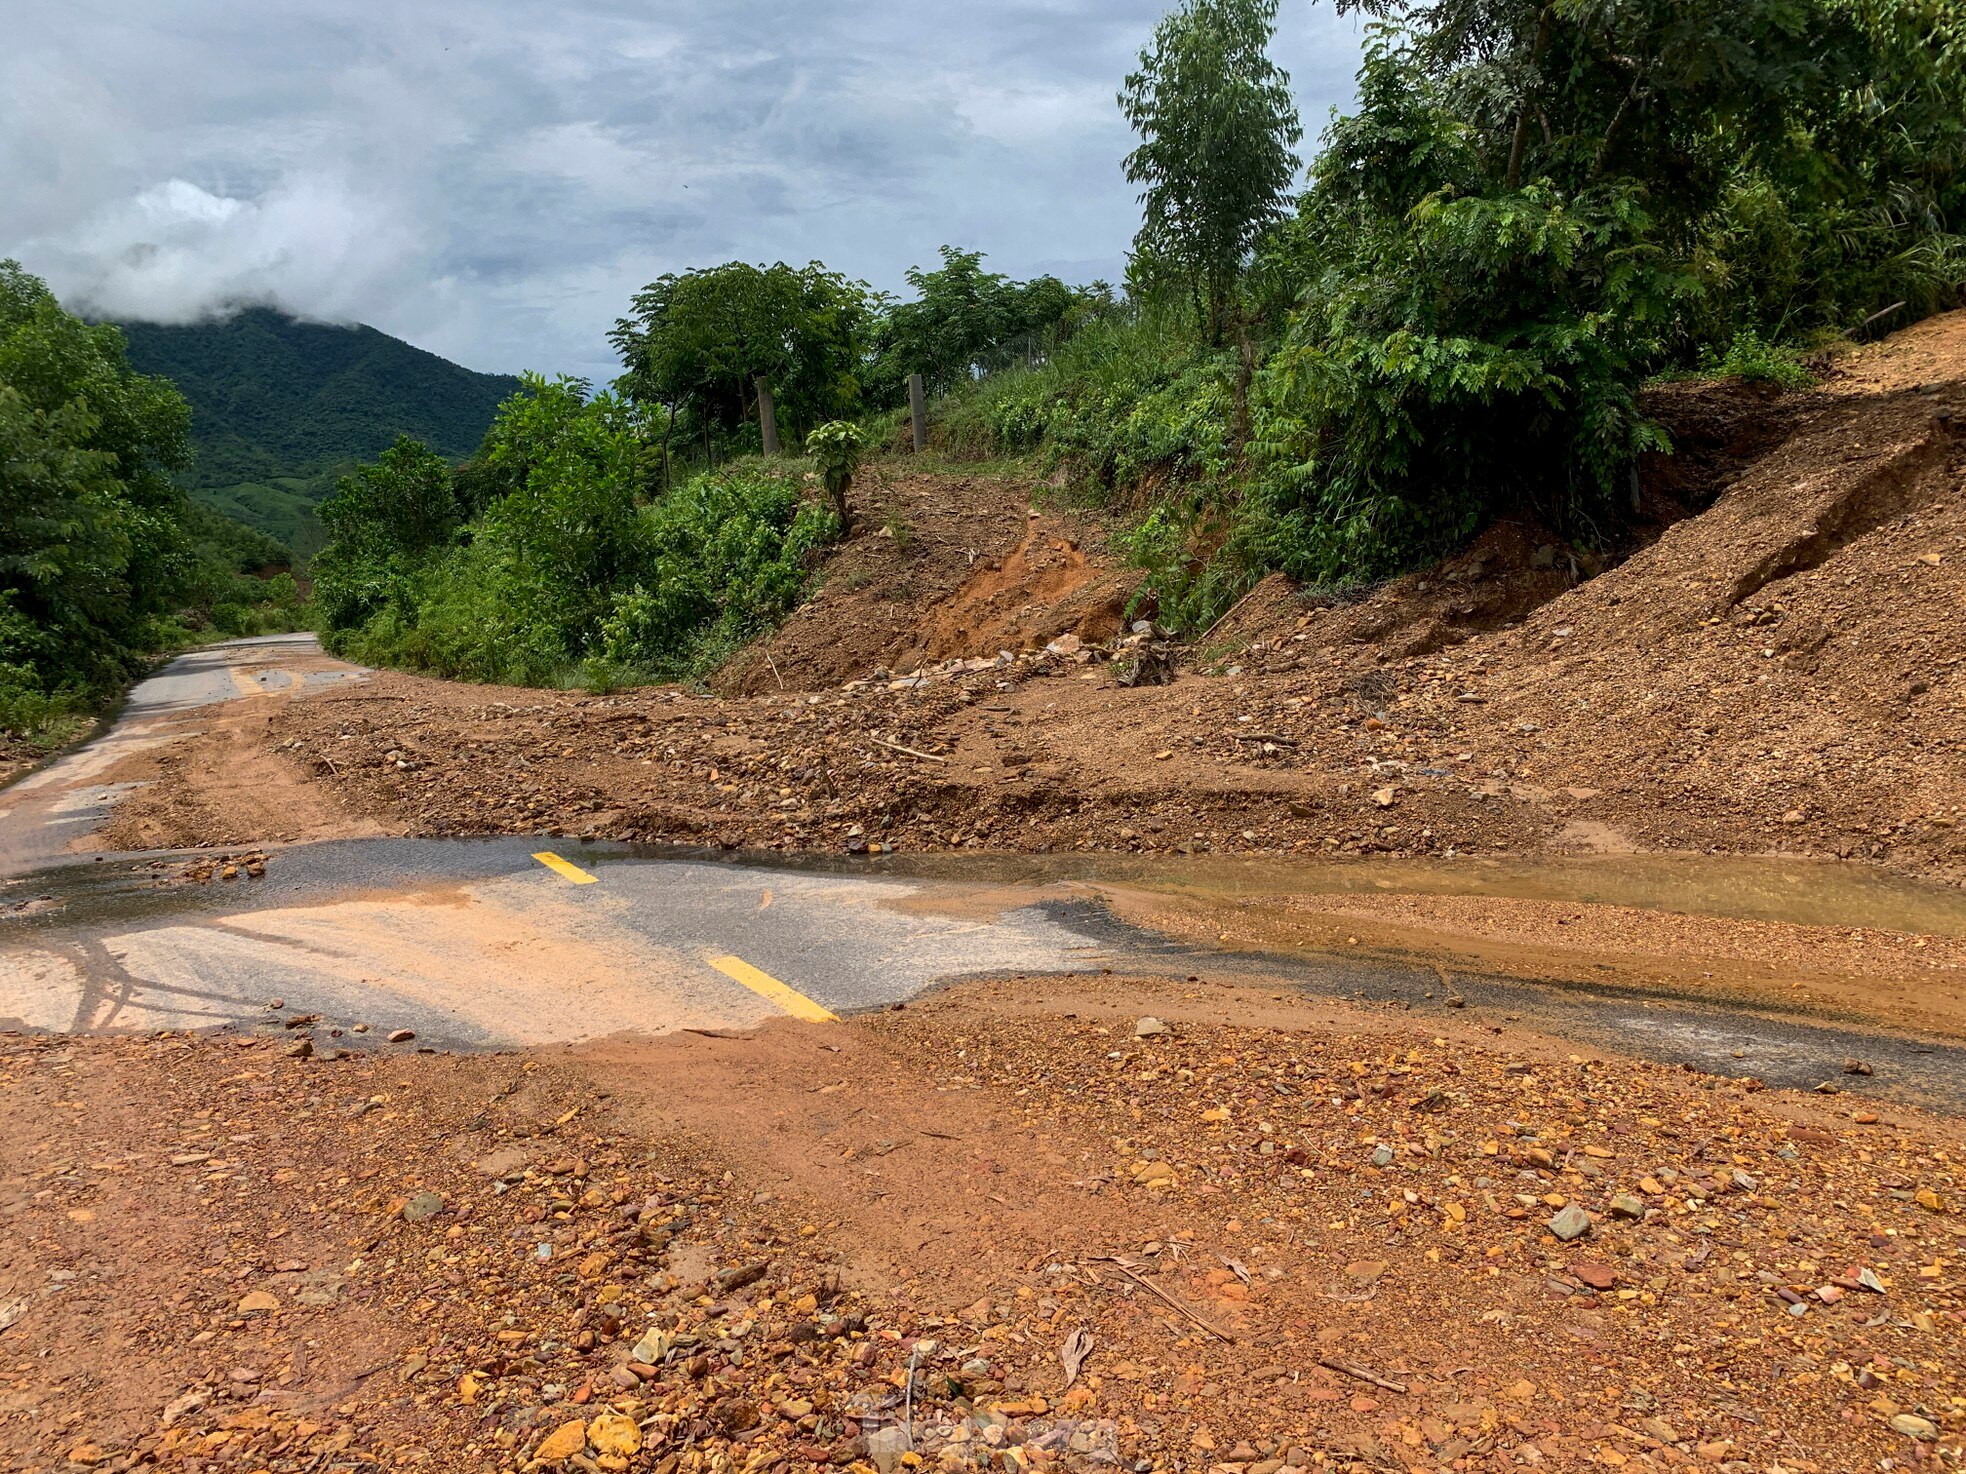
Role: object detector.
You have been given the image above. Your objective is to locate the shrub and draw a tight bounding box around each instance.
[804,420,867,527]
[596,465,838,681]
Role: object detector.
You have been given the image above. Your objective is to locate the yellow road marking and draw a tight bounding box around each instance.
[707,955,838,1023]
[532,851,599,885]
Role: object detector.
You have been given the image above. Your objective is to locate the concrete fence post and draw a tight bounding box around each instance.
[756,377,780,456]
[908,373,926,453]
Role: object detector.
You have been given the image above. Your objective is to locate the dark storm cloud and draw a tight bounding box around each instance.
[2,0,1361,381]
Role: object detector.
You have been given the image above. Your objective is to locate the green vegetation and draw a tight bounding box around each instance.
[313,379,837,688]
[1121,0,1301,342]
[609,261,876,478]
[307,0,1962,695]
[875,248,1100,398]
[924,0,1964,625]
[117,307,520,556]
[804,420,868,529]
[0,263,305,746]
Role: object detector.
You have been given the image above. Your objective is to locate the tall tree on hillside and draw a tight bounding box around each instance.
[0,261,193,700]
[1120,0,1303,342]
[609,261,873,462]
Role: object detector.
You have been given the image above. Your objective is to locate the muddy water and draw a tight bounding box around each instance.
[790,848,1966,937]
[10,835,1966,1110]
[729,846,1966,1109]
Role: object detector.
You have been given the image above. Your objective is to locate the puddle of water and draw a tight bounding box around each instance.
[663,847,1966,939]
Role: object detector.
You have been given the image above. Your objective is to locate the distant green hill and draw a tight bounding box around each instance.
[118,308,521,557]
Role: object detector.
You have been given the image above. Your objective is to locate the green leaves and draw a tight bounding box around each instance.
[609,261,874,449]
[316,373,843,690]
[1121,0,1302,340]
[804,420,867,528]
[598,467,839,680]
[803,421,865,494]
[0,259,204,720]
[876,247,1092,397]
[1247,172,1688,583]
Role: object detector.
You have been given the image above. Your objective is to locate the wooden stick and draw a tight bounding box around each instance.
[873,735,947,764]
[1197,578,1269,643]
[1089,1257,1236,1342]
[1318,1357,1408,1393]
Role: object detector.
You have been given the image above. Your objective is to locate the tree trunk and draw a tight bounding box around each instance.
[1229,311,1257,459]
[661,403,676,492]
[1506,7,1555,190]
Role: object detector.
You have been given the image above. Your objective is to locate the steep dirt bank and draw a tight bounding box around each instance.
[715,469,1138,696]
[4,975,1961,1472]
[101,313,1966,886]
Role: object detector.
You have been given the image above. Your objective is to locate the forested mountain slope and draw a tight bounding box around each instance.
[118,309,519,554]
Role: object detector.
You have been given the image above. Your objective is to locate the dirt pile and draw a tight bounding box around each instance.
[4,976,1962,1473]
[715,469,1136,696]
[100,311,1966,882]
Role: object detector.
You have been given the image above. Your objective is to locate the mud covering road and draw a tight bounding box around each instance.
[2,636,1964,1473]
[7,636,1966,1095]
[0,634,367,879]
[6,831,1966,1112]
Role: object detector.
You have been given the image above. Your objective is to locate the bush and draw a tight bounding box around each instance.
[804,420,867,526]
[316,374,841,689]
[596,465,838,681]
[934,307,1235,499]
[925,0,1964,624]
[1702,329,1817,389]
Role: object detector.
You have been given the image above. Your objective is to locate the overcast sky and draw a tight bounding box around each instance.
[4,1,1363,382]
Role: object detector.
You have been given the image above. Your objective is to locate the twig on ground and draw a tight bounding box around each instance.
[1088,1256,1236,1341]
[1318,1357,1409,1393]
[872,735,947,764]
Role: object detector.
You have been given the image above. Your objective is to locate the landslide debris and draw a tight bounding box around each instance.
[714,471,1135,696]
[108,310,1966,881]
[2,976,1961,1472]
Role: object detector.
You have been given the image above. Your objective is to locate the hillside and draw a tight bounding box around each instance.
[117,308,520,554]
[100,310,1966,895]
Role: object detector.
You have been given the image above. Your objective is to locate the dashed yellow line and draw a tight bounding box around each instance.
[707,955,838,1023]
[532,851,599,885]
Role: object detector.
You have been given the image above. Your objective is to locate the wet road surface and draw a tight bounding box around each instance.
[0,634,359,878]
[4,637,1965,1111]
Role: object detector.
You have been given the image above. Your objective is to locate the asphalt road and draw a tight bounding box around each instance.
[0,634,358,878]
[4,636,1966,1112]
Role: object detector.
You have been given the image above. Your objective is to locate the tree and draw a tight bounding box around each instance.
[804,420,867,530]
[1120,0,1302,342]
[1329,0,1831,221]
[0,260,194,703]
[310,435,461,630]
[609,262,874,459]
[877,247,1084,395]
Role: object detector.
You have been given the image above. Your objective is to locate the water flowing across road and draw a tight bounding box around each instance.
[3,636,1964,1110]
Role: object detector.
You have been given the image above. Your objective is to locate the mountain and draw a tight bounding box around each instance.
[117,308,522,556]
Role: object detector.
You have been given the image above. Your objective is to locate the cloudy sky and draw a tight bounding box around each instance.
[4,1,1363,382]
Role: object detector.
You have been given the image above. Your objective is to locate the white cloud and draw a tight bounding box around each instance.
[1,0,1362,382]
[29,176,423,326]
